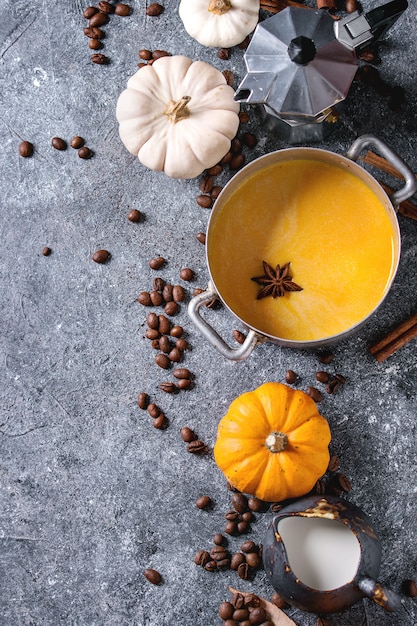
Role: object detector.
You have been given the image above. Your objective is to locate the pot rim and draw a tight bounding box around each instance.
[205,146,402,349]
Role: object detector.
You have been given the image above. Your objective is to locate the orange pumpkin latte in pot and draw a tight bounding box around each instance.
[208,158,398,342]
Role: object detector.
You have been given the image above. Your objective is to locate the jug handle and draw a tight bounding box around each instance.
[345,133,417,208]
[358,577,402,612]
[187,283,261,361]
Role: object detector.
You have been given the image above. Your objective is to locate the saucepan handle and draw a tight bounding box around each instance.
[346,134,417,208]
[358,577,402,612]
[187,283,261,361]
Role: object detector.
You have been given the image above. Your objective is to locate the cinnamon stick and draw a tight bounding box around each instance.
[360,151,407,180]
[370,311,417,361]
[260,0,309,13]
[378,181,417,222]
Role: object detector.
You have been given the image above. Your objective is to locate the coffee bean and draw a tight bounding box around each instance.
[194,549,210,566]
[242,132,258,149]
[158,315,171,334]
[147,403,160,418]
[186,439,206,454]
[222,69,234,86]
[159,335,171,353]
[233,608,249,621]
[149,256,165,270]
[237,562,250,580]
[51,137,67,151]
[146,2,164,16]
[210,546,228,561]
[150,290,163,306]
[177,378,191,390]
[230,153,245,170]
[138,291,152,306]
[225,510,240,521]
[115,2,131,15]
[219,151,232,165]
[137,392,149,409]
[306,386,323,402]
[70,136,85,149]
[210,186,223,200]
[207,164,223,176]
[146,321,159,336]
[180,426,197,442]
[233,330,246,344]
[402,579,417,597]
[217,47,230,60]
[170,325,183,338]
[315,478,327,495]
[19,141,34,157]
[249,607,268,624]
[151,339,160,350]
[270,592,287,608]
[179,267,194,281]
[84,26,104,39]
[168,347,182,362]
[231,137,242,154]
[143,568,162,585]
[83,6,98,18]
[92,249,110,264]
[239,111,250,123]
[316,370,330,383]
[89,39,102,50]
[139,48,152,60]
[146,312,159,329]
[78,146,93,159]
[91,53,109,64]
[196,232,206,245]
[89,12,109,26]
[42,246,51,256]
[159,382,177,394]
[164,301,179,316]
[162,283,174,302]
[152,50,170,60]
[345,0,358,12]
[213,533,226,545]
[241,540,256,554]
[241,511,254,523]
[154,353,170,369]
[230,552,246,570]
[317,350,333,364]
[196,495,212,509]
[231,592,245,609]
[327,455,341,472]
[173,368,191,380]
[127,209,141,222]
[204,560,217,572]
[245,552,261,568]
[224,520,238,536]
[196,194,213,209]
[237,520,250,534]
[219,601,234,620]
[153,413,168,429]
[200,175,213,194]
[285,369,297,384]
[248,497,265,512]
[232,492,249,513]
[175,338,188,351]
[172,285,186,302]
[98,0,114,13]
[336,473,352,492]
[153,277,165,291]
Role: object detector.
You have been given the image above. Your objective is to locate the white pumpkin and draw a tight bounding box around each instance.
[179,0,260,48]
[116,55,240,179]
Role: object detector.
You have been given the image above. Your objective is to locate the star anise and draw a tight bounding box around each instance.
[251,261,303,300]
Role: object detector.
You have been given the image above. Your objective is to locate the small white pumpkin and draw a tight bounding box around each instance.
[116,55,240,179]
[179,0,260,48]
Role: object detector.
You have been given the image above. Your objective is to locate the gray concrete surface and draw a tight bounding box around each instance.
[1,0,416,624]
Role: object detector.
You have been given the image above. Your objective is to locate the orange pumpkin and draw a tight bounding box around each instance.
[214,382,331,502]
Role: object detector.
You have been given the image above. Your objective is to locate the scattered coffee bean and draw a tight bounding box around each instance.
[89,11,109,26]
[78,146,93,159]
[317,350,333,364]
[139,48,152,60]
[219,601,234,620]
[175,337,188,351]
[51,136,67,151]
[285,369,297,384]
[270,592,287,608]
[204,560,217,572]
[248,497,264,512]
[345,0,358,12]
[146,2,164,16]
[218,47,230,60]
[92,249,110,264]
[153,413,168,429]
[242,132,258,149]
[143,568,162,585]
[316,370,330,383]
[336,473,352,493]
[162,283,174,302]
[158,315,171,334]
[177,378,191,390]
[241,540,256,554]
[152,50,170,59]
[233,608,249,621]
[137,392,149,409]
[230,552,246,570]
[91,53,109,64]
[222,69,234,86]
[230,153,245,170]
[210,185,223,199]
[237,562,250,580]
[249,607,268,624]
[239,111,250,123]
[186,439,206,454]
[168,347,182,362]
[115,2,132,15]
[84,26,104,39]
[194,549,211,566]
[150,290,163,306]
[159,335,171,353]
[237,520,250,534]
[164,301,179,316]
[147,403,160,418]
[233,330,246,344]
[138,291,152,306]
[213,533,226,545]
[83,6,98,18]
[219,151,232,165]
[327,454,341,472]
[19,140,34,157]
[149,256,165,270]
[179,267,195,281]
[170,325,184,338]
[180,426,197,442]
[159,382,177,394]
[241,511,254,523]
[146,312,159,329]
[154,353,170,369]
[70,135,85,149]
[196,495,212,510]
[402,579,417,597]
[245,552,261,568]
[207,164,223,176]
[196,232,206,245]
[232,492,249,513]
[153,277,165,291]
[231,137,242,154]
[314,478,327,495]
[196,194,213,209]
[200,174,213,194]
[89,39,102,50]
[224,520,238,536]
[42,246,51,256]
[98,0,114,13]
[173,368,191,379]
[127,209,141,222]
[306,386,323,402]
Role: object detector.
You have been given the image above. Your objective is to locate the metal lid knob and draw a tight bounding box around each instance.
[287,36,316,65]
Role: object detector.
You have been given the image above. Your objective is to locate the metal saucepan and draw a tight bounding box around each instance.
[188,135,417,360]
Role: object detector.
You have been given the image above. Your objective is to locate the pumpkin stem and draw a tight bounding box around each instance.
[208,0,232,15]
[164,96,191,124]
[265,432,288,453]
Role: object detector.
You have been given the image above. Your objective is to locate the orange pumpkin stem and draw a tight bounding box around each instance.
[164,96,191,123]
[208,0,232,15]
[265,431,288,453]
